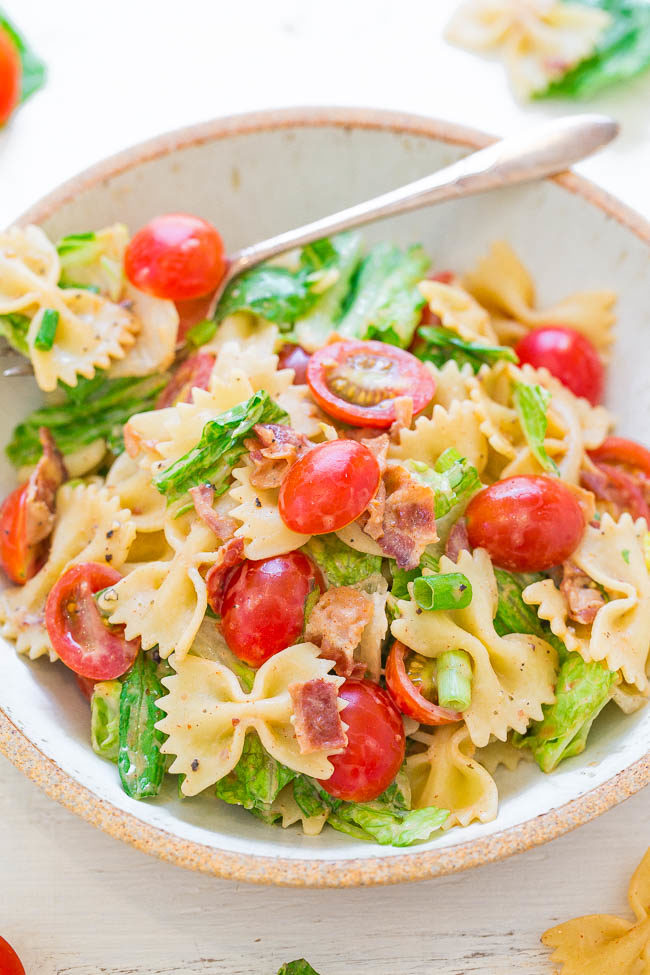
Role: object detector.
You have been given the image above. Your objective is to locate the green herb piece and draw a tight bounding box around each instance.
[513,381,559,475]
[304,533,382,587]
[0,312,30,355]
[406,451,481,519]
[436,650,472,711]
[58,280,100,294]
[278,961,321,975]
[57,225,127,300]
[118,654,167,799]
[415,325,518,373]
[153,390,288,501]
[216,733,297,813]
[33,309,59,351]
[0,8,46,104]
[622,548,631,564]
[413,572,472,611]
[90,680,122,762]
[337,242,430,348]
[186,318,218,347]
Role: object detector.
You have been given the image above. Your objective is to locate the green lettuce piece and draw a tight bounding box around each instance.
[0,8,46,104]
[513,381,559,475]
[415,325,518,373]
[90,680,122,762]
[0,312,29,355]
[216,732,297,811]
[278,961,321,975]
[405,448,481,519]
[493,567,567,659]
[390,551,440,600]
[6,371,167,468]
[337,242,430,347]
[304,533,382,587]
[153,390,288,501]
[291,232,363,349]
[118,654,167,800]
[57,225,128,300]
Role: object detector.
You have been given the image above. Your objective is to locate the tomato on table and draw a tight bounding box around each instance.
[306,339,435,429]
[0,27,21,126]
[584,436,650,520]
[0,936,25,975]
[278,343,311,385]
[318,678,405,802]
[124,213,226,301]
[465,475,585,572]
[385,641,461,725]
[515,326,604,406]
[279,439,381,535]
[0,483,42,584]
[45,562,139,680]
[219,551,323,667]
[156,351,216,408]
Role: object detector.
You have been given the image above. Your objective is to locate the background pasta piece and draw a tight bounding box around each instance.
[230,463,311,559]
[106,451,167,533]
[108,281,178,377]
[427,359,478,410]
[390,400,488,474]
[418,279,498,343]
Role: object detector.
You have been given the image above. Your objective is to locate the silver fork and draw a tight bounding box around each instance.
[3,113,618,378]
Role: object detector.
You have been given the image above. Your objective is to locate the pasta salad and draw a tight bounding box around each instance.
[0,213,646,848]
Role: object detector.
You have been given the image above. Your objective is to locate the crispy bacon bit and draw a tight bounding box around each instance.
[445,518,470,562]
[581,463,650,522]
[156,352,216,409]
[289,678,347,754]
[389,396,414,441]
[24,428,67,547]
[360,432,389,472]
[305,586,373,678]
[205,537,245,615]
[560,561,606,625]
[189,484,237,541]
[244,422,312,490]
[363,464,438,569]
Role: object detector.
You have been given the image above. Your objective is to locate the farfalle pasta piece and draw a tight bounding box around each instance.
[0,483,135,661]
[407,724,498,828]
[428,360,478,410]
[418,279,498,343]
[156,642,345,795]
[229,463,311,559]
[391,548,558,746]
[108,282,178,377]
[542,848,650,975]
[389,401,489,474]
[476,736,534,774]
[106,451,167,533]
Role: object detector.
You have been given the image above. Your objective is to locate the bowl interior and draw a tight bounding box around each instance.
[2,116,649,872]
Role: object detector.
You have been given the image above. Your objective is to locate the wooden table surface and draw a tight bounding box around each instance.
[2,2,650,972]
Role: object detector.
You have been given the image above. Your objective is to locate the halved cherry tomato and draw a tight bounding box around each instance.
[589,437,650,478]
[0,936,25,975]
[515,326,604,406]
[124,213,226,301]
[466,475,585,571]
[0,483,42,584]
[306,339,435,429]
[0,27,21,126]
[583,436,650,520]
[385,641,461,725]
[278,343,311,385]
[45,563,140,680]
[75,674,96,701]
[318,678,405,803]
[175,293,215,344]
[279,439,380,535]
[220,551,323,667]
[156,351,216,408]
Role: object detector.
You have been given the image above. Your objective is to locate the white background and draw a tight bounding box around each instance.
[1,1,650,972]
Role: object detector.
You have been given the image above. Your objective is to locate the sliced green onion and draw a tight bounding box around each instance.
[437,650,472,712]
[187,317,218,347]
[34,309,59,351]
[413,572,473,611]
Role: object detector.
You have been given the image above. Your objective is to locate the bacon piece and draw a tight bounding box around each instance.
[363,465,438,570]
[189,484,237,541]
[360,432,389,472]
[289,678,347,754]
[389,396,414,441]
[305,586,373,678]
[156,352,215,409]
[23,428,67,547]
[581,464,650,522]
[245,423,312,490]
[445,518,470,562]
[205,537,245,615]
[560,561,606,625]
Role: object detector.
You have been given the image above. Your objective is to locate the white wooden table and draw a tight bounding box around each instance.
[2,2,650,972]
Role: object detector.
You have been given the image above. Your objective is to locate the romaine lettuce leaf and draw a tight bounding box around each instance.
[57,225,128,300]
[216,732,297,811]
[118,654,167,800]
[0,312,29,355]
[405,447,481,519]
[415,325,518,373]
[278,961,321,975]
[390,552,440,599]
[291,232,363,350]
[493,567,567,659]
[0,8,46,104]
[90,680,122,762]
[512,380,559,475]
[305,533,382,587]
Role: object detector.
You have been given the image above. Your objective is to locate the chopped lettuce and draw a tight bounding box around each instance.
[216,733,297,813]
[415,325,518,373]
[90,680,122,762]
[493,567,566,659]
[513,381,559,475]
[278,961,321,975]
[118,654,167,800]
[291,232,363,350]
[57,224,128,300]
[337,242,430,347]
[153,390,288,501]
[405,447,481,519]
[305,533,382,587]
[0,312,29,355]
[0,8,46,105]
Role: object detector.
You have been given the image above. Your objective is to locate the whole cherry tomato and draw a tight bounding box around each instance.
[124,213,226,301]
[278,343,311,385]
[0,483,42,584]
[385,641,461,725]
[220,552,322,667]
[318,679,405,803]
[465,475,585,571]
[515,326,604,406]
[156,351,215,408]
[0,27,21,125]
[0,936,25,975]
[279,439,381,535]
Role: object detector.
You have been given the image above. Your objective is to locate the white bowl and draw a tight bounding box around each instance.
[1,107,649,887]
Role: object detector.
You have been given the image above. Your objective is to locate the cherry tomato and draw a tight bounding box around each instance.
[278,343,311,385]
[465,475,585,571]
[582,436,650,520]
[124,213,226,301]
[279,439,380,535]
[385,642,461,725]
[0,483,42,584]
[156,351,215,408]
[0,28,21,126]
[589,437,650,478]
[515,326,604,406]
[220,552,322,667]
[0,936,25,975]
[45,563,140,680]
[175,293,215,344]
[75,674,96,701]
[306,339,435,429]
[318,679,405,802]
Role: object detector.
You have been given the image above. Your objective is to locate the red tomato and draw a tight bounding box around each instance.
[318,679,405,802]
[465,475,585,571]
[124,213,226,301]
[589,437,650,478]
[156,351,215,408]
[385,641,461,725]
[515,326,604,406]
[278,343,311,385]
[45,563,140,680]
[0,28,21,126]
[175,293,215,344]
[0,936,25,975]
[306,339,435,429]
[279,440,380,535]
[0,483,42,584]
[583,437,650,520]
[220,552,322,667]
